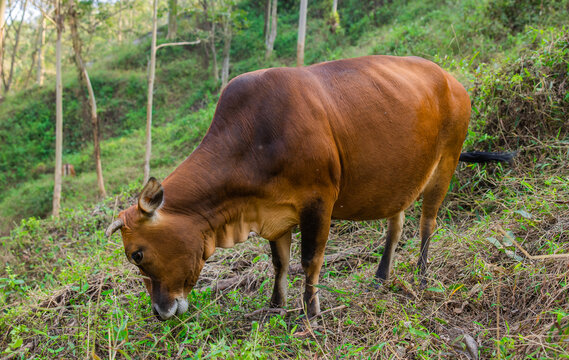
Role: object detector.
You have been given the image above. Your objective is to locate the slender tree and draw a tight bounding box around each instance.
[220,4,232,89]
[68,0,107,198]
[209,0,218,82]
[117,1,122,43]
[0,0,6,95]
[3,0,28,92]
[264,0,277,60]
[296,0,307,67]
[143,0,158,185]
[52,0,63,217]
[167,0,177,39]
[263,0,270,38]
[37,14,45,85]
[143,0,201,183]
[329,0,339,33]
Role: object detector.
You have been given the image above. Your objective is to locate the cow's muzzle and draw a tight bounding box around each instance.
[152,297,189,320]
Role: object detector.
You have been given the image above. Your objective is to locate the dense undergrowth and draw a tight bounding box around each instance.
[1,0,568,358]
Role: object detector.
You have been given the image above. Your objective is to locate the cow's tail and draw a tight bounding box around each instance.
[459,151,516,164]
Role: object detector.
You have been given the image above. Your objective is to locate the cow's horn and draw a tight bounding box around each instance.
[138,177,164,216]
[105,219,124,237]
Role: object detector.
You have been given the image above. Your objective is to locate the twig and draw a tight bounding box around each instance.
[244,307,287,318]
[207,246,379,292]
[210,274,256,292]
[155,39,202,51]
[496,279,501,355]
[308,304,347,321]
[497,226,569,260]
[112,196,119,219]
[288,246,379,274]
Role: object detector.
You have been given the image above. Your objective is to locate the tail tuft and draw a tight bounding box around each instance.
[459,151,516,164]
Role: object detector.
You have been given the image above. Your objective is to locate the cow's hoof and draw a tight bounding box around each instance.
[369,277,386,290]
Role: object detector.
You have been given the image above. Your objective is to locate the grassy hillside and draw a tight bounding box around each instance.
[1,0,568,358]
[0,0,567,231]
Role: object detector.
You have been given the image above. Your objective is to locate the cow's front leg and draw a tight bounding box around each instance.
[299,199,332,319]
[269,230,292,308]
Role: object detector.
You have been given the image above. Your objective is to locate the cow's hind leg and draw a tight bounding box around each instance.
[374,211,405,283]
[418,156,460,281]
[270,230,292,308]
[300,198,332,319]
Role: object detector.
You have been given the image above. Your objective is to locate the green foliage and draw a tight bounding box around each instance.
[484,0,568,37]
[0,71,146,192]
[467,27,569,149]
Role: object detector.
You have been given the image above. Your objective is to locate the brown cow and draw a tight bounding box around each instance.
[106,55,509,320]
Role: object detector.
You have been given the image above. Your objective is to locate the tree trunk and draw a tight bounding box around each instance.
[211,20,218,82]
[52,0,63,218]
[144,0,158,185]
[263,0,270,38]
[0,0,6,96]
[296,0,307,67]
[167,0,177,40]
[329,0,339,33]
[37,15,45,86]
[208,0,218,82]
[3,0,28,92]
[265,0,277,60]
[117,3,122,43]
[220,14,232,90]
[23,41,38,89]
[68,0,107,198]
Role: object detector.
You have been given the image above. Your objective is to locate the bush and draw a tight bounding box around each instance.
[467,27,569,150]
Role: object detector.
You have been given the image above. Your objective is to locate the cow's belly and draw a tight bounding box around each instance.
[330,150,440,221]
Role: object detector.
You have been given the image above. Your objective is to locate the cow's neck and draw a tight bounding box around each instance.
[161,145,296,258]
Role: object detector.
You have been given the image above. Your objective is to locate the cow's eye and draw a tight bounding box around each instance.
[131,250,144,264]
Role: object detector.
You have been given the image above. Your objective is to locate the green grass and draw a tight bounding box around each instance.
[1,151,568,358]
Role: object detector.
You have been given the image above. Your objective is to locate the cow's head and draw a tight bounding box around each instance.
[105,178,207,320]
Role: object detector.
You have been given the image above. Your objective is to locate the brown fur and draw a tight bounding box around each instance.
[112,55,471,319]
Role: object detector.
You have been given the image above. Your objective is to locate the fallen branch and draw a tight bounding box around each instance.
[244,307,287,318]
[156,39,202,51]
[497,226,569,260]
[289,245,379,274]
[308,304,347,321]
[207,274,257,292]
[202,245,382,294]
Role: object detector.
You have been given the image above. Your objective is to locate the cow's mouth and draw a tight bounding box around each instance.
[152,297,189,320]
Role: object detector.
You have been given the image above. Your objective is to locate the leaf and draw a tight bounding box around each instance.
[514,209,532,219]
[486,236,503,249]
[9,338,23,350]
[501,231,515,247]
[487,235,523,261]
[408,327,430,338]
[504,249,524,262]
[426,287,445,293]
[313,284,349,295]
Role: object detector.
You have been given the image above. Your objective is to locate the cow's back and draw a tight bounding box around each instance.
[303,56,471,219]
[200,56,470,222]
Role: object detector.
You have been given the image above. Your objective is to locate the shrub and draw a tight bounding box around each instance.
[468,27,569,150]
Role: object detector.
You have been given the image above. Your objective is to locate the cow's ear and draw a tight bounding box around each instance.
[138,177,164,216]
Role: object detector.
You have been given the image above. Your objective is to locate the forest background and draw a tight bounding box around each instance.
[0,0,568,358]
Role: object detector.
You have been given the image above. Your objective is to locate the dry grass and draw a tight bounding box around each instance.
[1,145,568,359]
